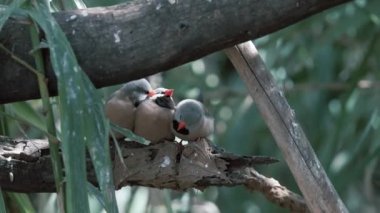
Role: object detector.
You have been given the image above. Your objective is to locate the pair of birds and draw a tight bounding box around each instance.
[105,79,214,143]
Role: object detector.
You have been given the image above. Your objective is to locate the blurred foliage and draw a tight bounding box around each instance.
[1,0,380,212]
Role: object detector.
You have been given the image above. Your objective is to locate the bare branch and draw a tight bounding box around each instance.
[245,170,309,213]
[224,42,348,212]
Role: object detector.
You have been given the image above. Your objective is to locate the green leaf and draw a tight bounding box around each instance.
[0,0,25,31]
[110,123,149,145]
[7,193,35,213]
[7,102,46,133]
[26,1,117,213]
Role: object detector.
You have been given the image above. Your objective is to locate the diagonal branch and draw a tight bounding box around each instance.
[0,0,351,104]
[0,136,308,212]
[224,42,348,212]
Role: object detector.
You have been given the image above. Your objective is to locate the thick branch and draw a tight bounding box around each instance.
[0,0,350,104]
[0,136,308,212]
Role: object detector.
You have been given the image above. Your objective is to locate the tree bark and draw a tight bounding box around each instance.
[0,136,309,212]
[0,0,350,104]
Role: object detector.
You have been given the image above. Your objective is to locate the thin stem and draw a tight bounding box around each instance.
[0,43,42,77]
[28,23,65,213]
[0,106,8,135]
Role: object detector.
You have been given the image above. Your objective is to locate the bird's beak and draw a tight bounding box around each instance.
[148,89,156,97]
[177,120,186,131]
[164,89,174,97]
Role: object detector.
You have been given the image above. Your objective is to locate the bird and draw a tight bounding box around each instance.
[171,99,214,141]
[105,78,155,139]
[134,87,176,143]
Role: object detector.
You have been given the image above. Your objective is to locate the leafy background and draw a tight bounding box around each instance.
[1,0,379,212]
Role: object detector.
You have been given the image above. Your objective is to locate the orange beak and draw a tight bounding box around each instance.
[164,89,174,97]
[148,89,156,97]
[177,120,186,131]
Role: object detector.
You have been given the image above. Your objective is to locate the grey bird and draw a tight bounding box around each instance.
[105,79,155,139]
[134,88,176,143]
[171,99,214,141]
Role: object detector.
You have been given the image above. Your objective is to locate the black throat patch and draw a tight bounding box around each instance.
[172,120,189,135]
[155,96,175,109]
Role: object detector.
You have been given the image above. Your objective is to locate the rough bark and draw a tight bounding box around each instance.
[0,136,309,212]
[0,0,351,104]
[225,42,348,212]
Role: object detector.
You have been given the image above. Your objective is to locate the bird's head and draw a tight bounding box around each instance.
[121,79,154,106]
[153,88,174,98]
[173,99,204,134]
[153,88,175,109]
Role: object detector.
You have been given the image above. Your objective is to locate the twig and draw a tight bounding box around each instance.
[0,43,42,77]
[245,169,309,213]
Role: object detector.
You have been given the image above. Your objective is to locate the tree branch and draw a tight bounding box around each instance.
[0,136,309,212]
[224,41,348,212]
[0,0,350,104]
